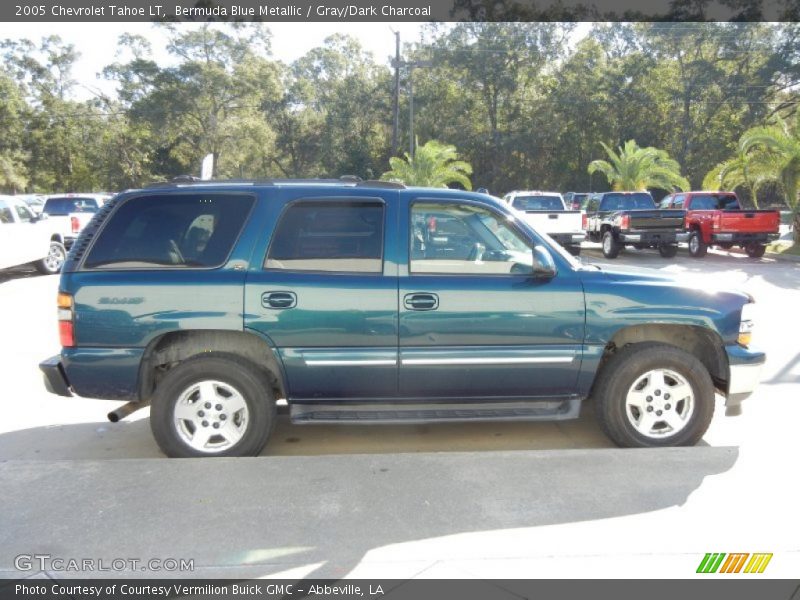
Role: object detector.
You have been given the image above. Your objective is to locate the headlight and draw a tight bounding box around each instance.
[738,302,755,347]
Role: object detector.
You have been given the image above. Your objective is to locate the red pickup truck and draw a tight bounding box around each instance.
[659,191,780,258]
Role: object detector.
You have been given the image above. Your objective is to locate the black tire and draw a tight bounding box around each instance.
[566,244,582,257]
[745,242,766,258]
[687,231,708,258]
[150,354,276,458]
[35,241,66,274]
[601,230,621,259]
[658,243,679,258]
[592,342,715,448]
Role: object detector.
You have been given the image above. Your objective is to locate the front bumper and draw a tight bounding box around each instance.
[40,355,73,397]
[725,344,766,415]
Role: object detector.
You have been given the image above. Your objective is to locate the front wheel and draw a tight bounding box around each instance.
[687,231,708,258]
[150,354,276,458]
[35,241,66,274]
[592,343,715,447]
[658,243,679,258]
[745,242,766,258]
[601,231,621,259]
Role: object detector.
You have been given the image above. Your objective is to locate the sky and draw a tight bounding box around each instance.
[0,22,430,100]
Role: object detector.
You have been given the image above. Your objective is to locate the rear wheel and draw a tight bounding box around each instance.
[687,231,708,258]
[745,242,766,258]
[35,241,66,274]
[592,343,715,447]
[658,243,679,258]
[601,231,621,259]
[150,354,275,458]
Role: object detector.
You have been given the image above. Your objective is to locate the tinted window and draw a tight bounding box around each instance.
[410,202,531,275]
[44,196,100,216]
[599,193,655,211]
[15,203,34,222]
[511,196,563,211]
[84,193,253,269]
[266,200,384,273]
[690,194,739,210]
[0,200,12,224]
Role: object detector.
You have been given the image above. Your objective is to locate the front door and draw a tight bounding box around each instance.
[244,193,398,401]
[399,198,584,400]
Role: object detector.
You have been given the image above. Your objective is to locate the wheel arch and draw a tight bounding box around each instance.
[601,324,728,391]
[138,329,286,403]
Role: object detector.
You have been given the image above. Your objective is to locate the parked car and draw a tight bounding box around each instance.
[502,191,585,256]
[40,179,764,457]
[659,191,780,259]
[564,192,590,211]
[42,193,112,250]
[16,194,47,215]
[585,191,688,259]
[0,195,66,274]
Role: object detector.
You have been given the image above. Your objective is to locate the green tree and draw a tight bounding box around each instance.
[0,70,28,192]
[381,139,473,189]
[702,144,781,207]
[740,114,800,241]
[588,140,690,192]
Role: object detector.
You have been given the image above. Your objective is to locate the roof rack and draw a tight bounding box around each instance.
[143,176,406,190]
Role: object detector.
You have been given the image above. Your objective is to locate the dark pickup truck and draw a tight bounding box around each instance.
[39,179,764,457]
[659,191,780,258]
[585,191,688,259]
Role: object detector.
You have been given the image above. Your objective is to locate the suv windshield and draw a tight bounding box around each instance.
[690,194,739,210]
[44,196,100,215]
[512,196,563,211]
[599,193,655,211]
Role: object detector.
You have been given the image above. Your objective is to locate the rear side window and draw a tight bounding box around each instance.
[84,193,254,269]
[266,200,384,273]
[44,196,99,215]
[511,196,563,211]
[690,194,739,210]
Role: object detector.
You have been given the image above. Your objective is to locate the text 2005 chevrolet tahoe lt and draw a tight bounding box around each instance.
[40,180,765,457]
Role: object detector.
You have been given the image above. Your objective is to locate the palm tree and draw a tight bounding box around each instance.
[381,139,473,190]
[702,146,781,208]
[739,114,800,242]
[588,140,690,192]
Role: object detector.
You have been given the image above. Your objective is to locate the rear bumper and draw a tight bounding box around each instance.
[725,344,766,414]
[39,355,73,397]
[712,232,780,244]
[619,231,689,244]
[550,233,586,246]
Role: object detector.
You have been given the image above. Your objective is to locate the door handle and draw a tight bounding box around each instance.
[404,293,439,311]
[262,291,297,309]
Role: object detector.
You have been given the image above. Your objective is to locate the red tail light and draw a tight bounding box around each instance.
[618,214,630,230]
[58,292,75,347]
[581,212,587,229]
[712,213,721,230]
[427,216,437,232]
[70,216,80,233]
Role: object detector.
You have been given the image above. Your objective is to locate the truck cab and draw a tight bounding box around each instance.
[502,190,585,256]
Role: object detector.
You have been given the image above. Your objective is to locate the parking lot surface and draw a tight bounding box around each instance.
[1,245,798,578]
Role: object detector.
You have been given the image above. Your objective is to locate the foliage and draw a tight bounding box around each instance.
[588,140,690,192]
[381,139,473,189]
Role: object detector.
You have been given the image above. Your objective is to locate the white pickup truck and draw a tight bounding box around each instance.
[0,195,66,274]
[502,190,586,256]
[42,193,111,250]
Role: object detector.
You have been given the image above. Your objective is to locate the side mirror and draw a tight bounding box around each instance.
[532,245,556,279]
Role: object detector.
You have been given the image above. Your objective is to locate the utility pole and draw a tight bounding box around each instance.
[391,30,400,156]
[407,60,432,159]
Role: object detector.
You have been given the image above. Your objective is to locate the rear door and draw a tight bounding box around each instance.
[244,190,399,401]
[398,196,584,400]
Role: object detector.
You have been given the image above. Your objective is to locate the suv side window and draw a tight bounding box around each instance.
[410,202,531,275]
[14,202,34,222]
[0,199,12,224]
[266,200,384,274]
[84,193,254,269]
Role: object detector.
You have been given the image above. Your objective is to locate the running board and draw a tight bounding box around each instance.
[290,399,580,424]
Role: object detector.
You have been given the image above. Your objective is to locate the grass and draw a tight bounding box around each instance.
[767,241,800,256]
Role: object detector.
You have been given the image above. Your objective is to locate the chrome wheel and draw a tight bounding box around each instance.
[603,233,612,254]
[173,380,249,453]
[624,368,694,438]
[43,242,66,272]
[689,235,698,254]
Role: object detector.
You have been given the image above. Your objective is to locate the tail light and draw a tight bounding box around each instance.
[57,292,75,347]
[70,216,80,233]
[616,214,630,230]
[427,216,437,232]
[581,212,587,229]
[712,213,721,230]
